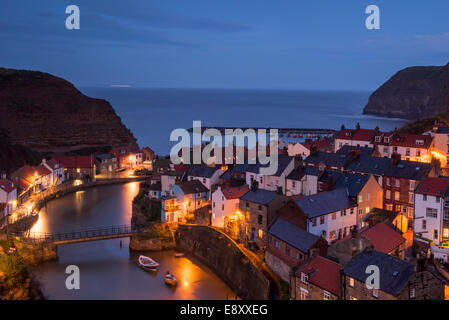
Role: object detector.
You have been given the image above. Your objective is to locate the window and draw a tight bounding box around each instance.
[358,195,363,203]
[301,273,309,283]
[203,178,206,184]
[395,191,400,201]
[386,178,391,186]
[213,202,215,208]
[221,204,224,211]
[340,210,346,216]
[395,179,400,188]
[258,229,263,239]
[274,240,280,249]
[349,277,355,288]
[311,218,317,227]
[386,190,391,199]
[417,150,421,157]
[435,229,438,240]
[258,205,262,211]
[409,193,414,204]
[423,195,427,201]
[246,201,250,207]
[296,252,303,260]
[350,296,358,300]
[437,196,441,203]
[372,289,378,298]
[444,228,449,238]
[258,215,263,224]
[329,231,336,241]
[410,288,415,299]
[383,147,388,153]
[410,181,415,191]
[268,236,272,244]
[365,207,370,214]
[366,193,370,201]
[323,291,331,300]
[332,212,336,220]
[426,208,438,218]
[292,181,296,188]
[358,209,363,215]
[422,220,427,230]
[350,208,354,215]
[320,216,325,225]
[285,245,290,256]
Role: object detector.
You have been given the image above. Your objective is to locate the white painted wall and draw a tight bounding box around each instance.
[414,193,443,244]
[307,207,357,242]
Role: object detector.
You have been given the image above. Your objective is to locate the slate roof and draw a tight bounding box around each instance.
[286,167,320,181]
[268,218,320,253]
[343,249,415,296]
[298,256,342,296]
[331,173,370,197]
[336,145,375,156]
[304,151,350,168]
[246,154,293,177]
[346,155,391,176]
[240,188,279,205]
[294,188,356,218]
[177,180,209,194]
[384,160,431,180]
[188,166,219,179]
[437,127,449,134]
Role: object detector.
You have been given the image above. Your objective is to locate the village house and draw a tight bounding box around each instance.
[294,188,358,243]
[345,154,392,187]
[336,145,375,157]
[363,207,409,233]
[160,171,185,197]
[9,165,35,198]
[413,176,449,245]
[265,216,328,282]
[382,158,431,220]
[191,204,212,226]
[433,126,449,168]
[304,151,351,172]
[292,255,342,300]
[0,179,17,215]
[53,156,95,181]
[141,146,155,169]
[342,249,446,300]
[34,163,53,191]
[238,187,289,249]
[330,173,383,227]
[287,139,333,158]
[161,180,209,223]
[245,154,296,194]
[334,125,377,152]
[109,146,143,169]
[328,222,406,265]
[187,166,223,192]
[285,167,343,197]
[211,184,249,228]
[148,182,162,200]
[95,154,118,174]
[374,132,433,163]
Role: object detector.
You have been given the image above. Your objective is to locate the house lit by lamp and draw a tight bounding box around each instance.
[109,146,143,169]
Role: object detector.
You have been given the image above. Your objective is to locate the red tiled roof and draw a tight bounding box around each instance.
[53,156,94,169]
[223,185,249,200]
[0,179,16,193]
[360,222,405,254]
[337,128,375,142]
[301,139,332,151]
[300,255,342,296]
[416,177,449,196]
[386,133,432,148]
[35,164,52,176]
[17,178,32,190]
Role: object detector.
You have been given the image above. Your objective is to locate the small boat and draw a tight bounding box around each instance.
[174,252,184,258]
[138,255,159,271]
[164,273,178,286]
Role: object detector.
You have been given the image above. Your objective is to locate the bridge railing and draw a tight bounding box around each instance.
[11,224,143,244]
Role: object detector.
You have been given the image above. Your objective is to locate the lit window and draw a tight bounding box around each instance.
[358,195,363,203]
[301,273,309,283]
[274,240,280,249]
[349,277,355,287]
[410,288,415,299]
[258,229,263,239]
[323,291,331,300]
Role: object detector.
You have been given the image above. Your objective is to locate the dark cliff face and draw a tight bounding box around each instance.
[0,68,138,154]
[363,63,449,120]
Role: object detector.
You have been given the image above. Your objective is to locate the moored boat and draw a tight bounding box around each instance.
[164,273,178,286]
[174,252,184,258]
[138,255,159,271]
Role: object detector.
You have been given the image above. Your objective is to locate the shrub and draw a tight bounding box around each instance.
[0,254,29,288]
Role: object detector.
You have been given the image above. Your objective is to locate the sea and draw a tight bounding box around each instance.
[80,88,408,155]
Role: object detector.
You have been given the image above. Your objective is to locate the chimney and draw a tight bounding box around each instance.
[251,181,259,191]
[328,173,333,188]
[391,153,401,165]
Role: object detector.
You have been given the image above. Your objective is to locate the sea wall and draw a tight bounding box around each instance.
[177,224,270,300]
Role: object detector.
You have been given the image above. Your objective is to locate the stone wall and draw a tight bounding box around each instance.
[178,224,270,300]
[265,251,291,283]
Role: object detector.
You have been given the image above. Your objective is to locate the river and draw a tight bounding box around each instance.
[29,182,235,300]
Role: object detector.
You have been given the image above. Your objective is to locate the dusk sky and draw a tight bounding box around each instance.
[1,0,449,90]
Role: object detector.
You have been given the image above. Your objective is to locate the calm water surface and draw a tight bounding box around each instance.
[30,182,234,300]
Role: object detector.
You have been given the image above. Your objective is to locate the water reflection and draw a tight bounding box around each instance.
[30,182,234,299]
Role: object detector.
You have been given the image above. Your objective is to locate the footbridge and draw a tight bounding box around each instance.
[12,225,143,245]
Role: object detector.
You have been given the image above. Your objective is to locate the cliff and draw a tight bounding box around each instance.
[363,63,449,120]
[0,68,138,154]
